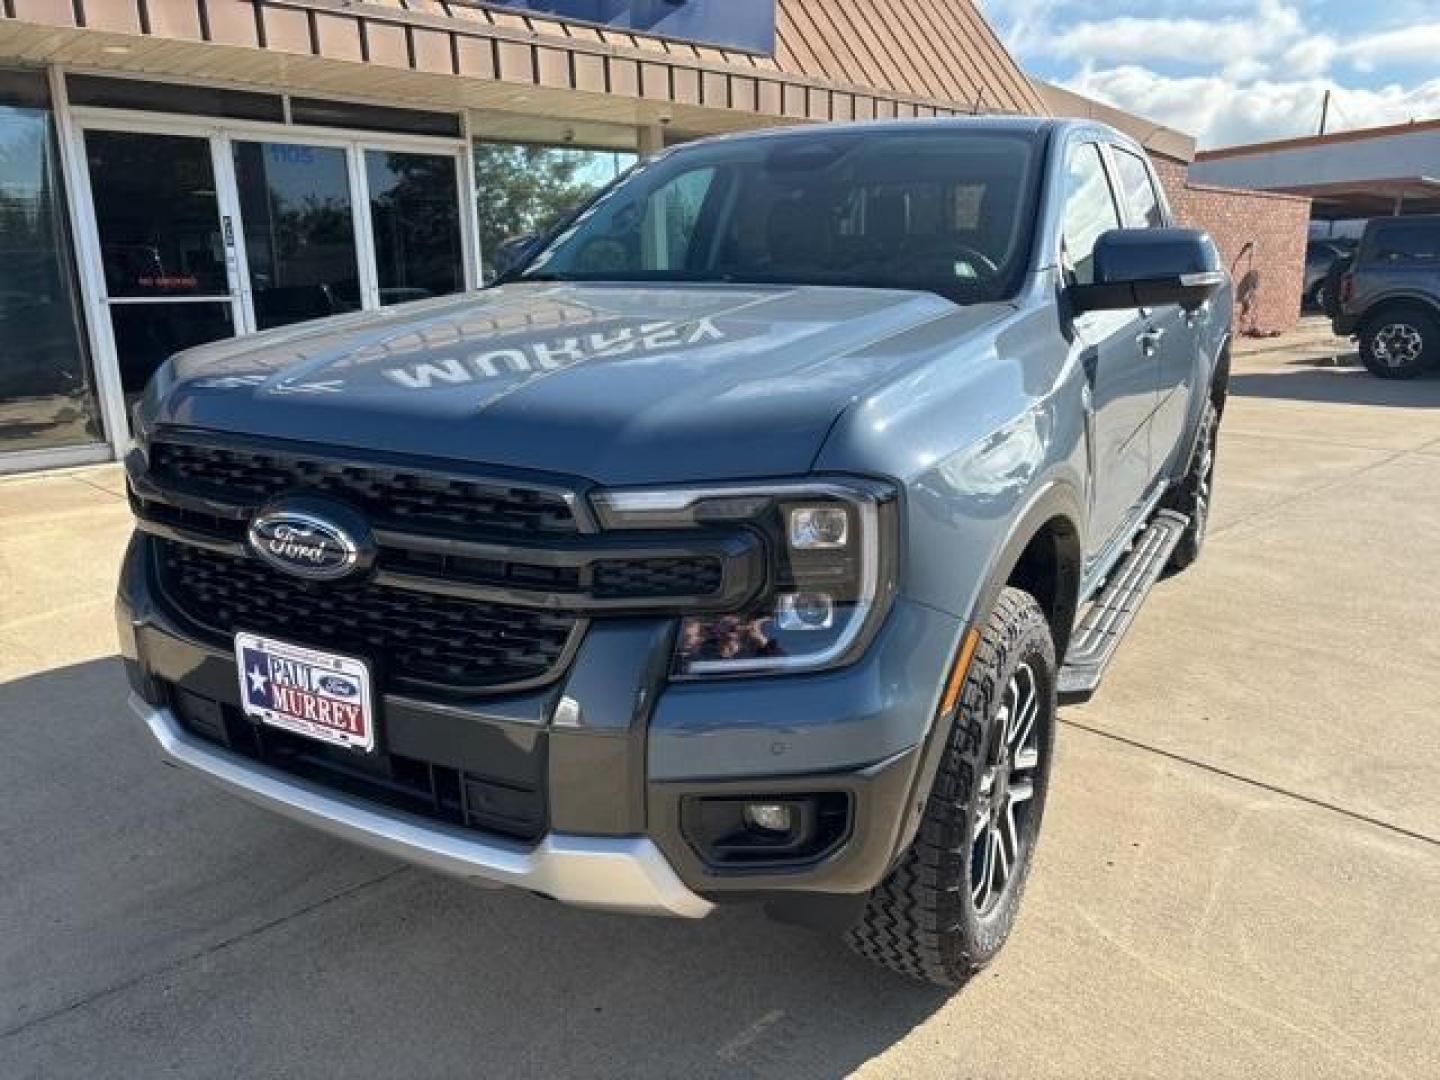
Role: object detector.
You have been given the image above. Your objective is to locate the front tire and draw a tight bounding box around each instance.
[845,587,1056,987]
[1360,305,1438,379]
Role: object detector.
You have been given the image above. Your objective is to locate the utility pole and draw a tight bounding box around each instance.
[1318,89,1331,136]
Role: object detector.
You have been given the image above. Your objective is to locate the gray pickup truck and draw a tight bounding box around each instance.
[118,118,1231,987]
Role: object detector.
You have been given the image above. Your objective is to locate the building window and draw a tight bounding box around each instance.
[66,75,284,124]
[473,143,637,280]
[0,70,105,455]
[290,99,461,140]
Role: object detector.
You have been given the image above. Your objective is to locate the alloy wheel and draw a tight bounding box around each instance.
[971,661,1043,916]
[1375,322,1424,368]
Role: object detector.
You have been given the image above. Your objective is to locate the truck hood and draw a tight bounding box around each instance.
[148,283,1007,485]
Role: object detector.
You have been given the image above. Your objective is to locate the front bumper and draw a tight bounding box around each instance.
[119,531,963,912]
[132,694,712,918]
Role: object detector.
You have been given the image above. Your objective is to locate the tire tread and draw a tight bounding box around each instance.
[1166,400,1218,572]
[844,588,1051,987]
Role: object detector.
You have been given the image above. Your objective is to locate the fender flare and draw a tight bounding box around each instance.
[1358,291,1440,327]
[885,478,1084,875]
[967,478,1086,645]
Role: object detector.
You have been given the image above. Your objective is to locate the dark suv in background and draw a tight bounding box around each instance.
[1304,237,1355,312]
[1334,215,1440,378]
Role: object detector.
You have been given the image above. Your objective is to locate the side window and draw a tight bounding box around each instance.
[1060,143,1122,286]
[1371,224,1440,264]
[1111,148,1165,228]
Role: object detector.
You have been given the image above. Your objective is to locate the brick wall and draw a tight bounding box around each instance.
[1151,157,1312,336]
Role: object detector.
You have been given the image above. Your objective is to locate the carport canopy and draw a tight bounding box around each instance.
[1293,177,1440,220]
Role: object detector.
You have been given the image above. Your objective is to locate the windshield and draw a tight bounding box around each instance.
[516,128,1043,304]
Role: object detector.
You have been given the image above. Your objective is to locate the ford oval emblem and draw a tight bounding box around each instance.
[317,674,360,698]
[248,499,374,582]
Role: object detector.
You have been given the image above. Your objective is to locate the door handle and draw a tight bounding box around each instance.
[1137,328,1165,356]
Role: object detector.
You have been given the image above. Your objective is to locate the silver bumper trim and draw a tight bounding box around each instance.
[130,695,713,919]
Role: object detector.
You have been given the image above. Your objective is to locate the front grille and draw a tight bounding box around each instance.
[156,541,578,695]
[149,440,578,538]
[134,439,755,617]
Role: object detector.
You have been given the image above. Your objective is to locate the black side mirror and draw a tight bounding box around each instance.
[1071,228,1225,314]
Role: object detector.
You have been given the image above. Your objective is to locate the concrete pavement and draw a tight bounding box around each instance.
[2,319,1437,1078]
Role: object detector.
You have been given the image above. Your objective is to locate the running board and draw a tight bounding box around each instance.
[1058,510,1189,705]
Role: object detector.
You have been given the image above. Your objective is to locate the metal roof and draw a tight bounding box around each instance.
[1192,119,1440,219]
[1196,118,1440,162]
[0,0,1048,132]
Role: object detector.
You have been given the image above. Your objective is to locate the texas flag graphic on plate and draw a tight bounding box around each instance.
[235,632,375,752]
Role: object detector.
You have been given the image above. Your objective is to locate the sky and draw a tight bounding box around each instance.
[978,0,1440,149]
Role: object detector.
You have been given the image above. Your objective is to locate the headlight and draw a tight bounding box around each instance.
[592,479,897,677]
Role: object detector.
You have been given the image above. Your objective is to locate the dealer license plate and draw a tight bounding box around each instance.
[235,632,375,752]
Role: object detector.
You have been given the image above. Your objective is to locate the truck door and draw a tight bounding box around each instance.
[1108,145,1198,479]
[1061,142,1156,561]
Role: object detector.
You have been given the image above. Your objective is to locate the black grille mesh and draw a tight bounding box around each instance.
[592,557,723,598]
[156,542,576,694]
[149,441,577,537]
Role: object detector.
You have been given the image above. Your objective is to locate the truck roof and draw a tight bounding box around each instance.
[677,115,1071,151]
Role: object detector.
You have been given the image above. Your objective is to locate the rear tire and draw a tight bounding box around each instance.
[844,587,1056,988]
[1360,305,1438,379]
[1165,401,1218,572]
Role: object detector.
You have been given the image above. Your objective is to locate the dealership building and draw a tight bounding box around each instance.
[1193,119,1440,229]
[0,0,1304,474]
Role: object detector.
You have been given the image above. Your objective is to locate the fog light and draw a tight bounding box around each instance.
[743,802,794,834]
[683,793,850,866]
[775,592,834,631]
[788,506,849,550]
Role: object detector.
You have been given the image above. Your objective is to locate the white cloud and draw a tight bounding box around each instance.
[1047,0,1302,76]
[989,0,1440,145]
[1066,65,1440,148]
[980,0,1069,57]
[1000,0,1440,84]
[1281,36,1338,79]
[1344,24,1440,72]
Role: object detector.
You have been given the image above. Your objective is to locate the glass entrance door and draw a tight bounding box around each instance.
[233,140,363,331]
[364,149,464,306]
[82,129,242,400]
[75,121,470,430]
